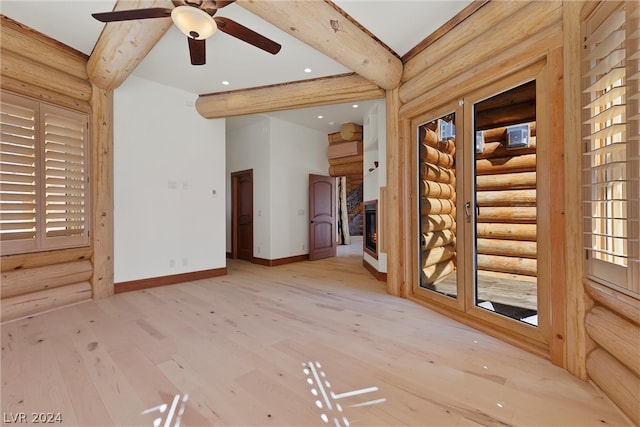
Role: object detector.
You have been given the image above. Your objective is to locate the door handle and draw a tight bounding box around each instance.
[309,220,315,224]
[464,202,471,222]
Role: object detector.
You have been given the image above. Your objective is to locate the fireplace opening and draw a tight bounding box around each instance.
[364,200,378,259]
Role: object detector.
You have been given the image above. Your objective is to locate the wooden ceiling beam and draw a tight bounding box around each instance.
[235,0,403,90]
[196,73,384,119]
[87,0,174,90]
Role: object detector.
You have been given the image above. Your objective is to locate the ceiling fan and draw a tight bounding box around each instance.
[92,0,281,65]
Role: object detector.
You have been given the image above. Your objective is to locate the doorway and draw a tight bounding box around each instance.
[308,174,336,260]
[231,169,253,261]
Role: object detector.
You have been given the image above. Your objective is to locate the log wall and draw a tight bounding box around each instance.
[420,127,457,285]
[388,0,565,365]
[0,16,112,321]
[476,124,537,281]
[585,281,640,425]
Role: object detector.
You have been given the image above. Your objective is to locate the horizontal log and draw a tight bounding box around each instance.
[420,180,455,199]
[1,247,92,272]
[421,163,456,185]
[422,128,456,155]
[477,207,537,223]
[197,73,384,119]
[420,198,455,215]
[586,348,640,426]
[0,15,89,80]
[1,48,92,101]
[475,101,536,131]
[422,244,455,268]
[422,259,456,285]
[477,254,537,277]
[476,171,537,191]
[476,223,537,241]
[476,153,537,175]
[399,25,560,120]
[421,230,456,250]
[328,161,363,177]
[585,281,640,326]
[329,155,364,166]
[477,189,537,207]
[328,140,363,159]
[477,138,537,159]
[477,269,538,284]
[340,123,363,141]
[1,260,92,298]
[480,122,537,143]
[402,1,526,81]
[399,1,561,103]
[476,238,537,258]
[421,214,455,233]
[1,281,92,323]
[421,144,455,168]
[0,75,91,114]
[328,132,347,144]
[586,306,640,377]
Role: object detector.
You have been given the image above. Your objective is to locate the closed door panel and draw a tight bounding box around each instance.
[309,175,336,260]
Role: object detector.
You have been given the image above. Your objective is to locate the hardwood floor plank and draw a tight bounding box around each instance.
[0,253,631,426]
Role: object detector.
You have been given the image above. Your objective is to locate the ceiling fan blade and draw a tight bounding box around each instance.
[214,17,281,55]
[188,37,206,65]
[92,8,172,23]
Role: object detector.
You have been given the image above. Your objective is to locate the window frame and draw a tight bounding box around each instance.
[581,1,640,294]
[1,90,91,256]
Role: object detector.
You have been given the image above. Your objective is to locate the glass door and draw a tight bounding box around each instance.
[470,80,539,326]
[414,62,551,350]
[414,101,465,310]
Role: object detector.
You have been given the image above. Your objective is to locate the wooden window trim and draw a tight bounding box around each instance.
[1,90,90,256]
[581,1,640,294]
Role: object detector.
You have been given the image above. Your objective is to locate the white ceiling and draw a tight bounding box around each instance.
[0,0,472,134]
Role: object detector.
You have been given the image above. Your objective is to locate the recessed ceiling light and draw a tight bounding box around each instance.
[352,104,359,108]
[222,81,230,85]
[317,115,323,119]
[304,68,312,73]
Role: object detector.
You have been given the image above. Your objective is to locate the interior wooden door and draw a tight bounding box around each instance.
[232,169,253,261]
[309,174,336,260]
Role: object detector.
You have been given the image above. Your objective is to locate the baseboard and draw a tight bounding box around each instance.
[226,251,232,259]
[363,259,387,282]
[115,267,227,294]
[252,254,309,267]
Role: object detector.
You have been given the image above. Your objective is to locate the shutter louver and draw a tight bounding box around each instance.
[42,105,88,246]
[0,91,90,255]
[0,94,38,251]
[583,1,640,292]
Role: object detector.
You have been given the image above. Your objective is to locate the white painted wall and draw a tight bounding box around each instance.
[225,117,271,259]
[225,116,328,260]
[114,75,226,283]
[363,100,388,273]
[269,117,329,259]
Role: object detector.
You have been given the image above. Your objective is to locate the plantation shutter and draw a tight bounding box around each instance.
[41,104,89,248]
[582,1,640,292]
[0,93,39,253]
[0,91,89,255]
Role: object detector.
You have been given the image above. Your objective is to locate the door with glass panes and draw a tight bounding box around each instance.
[414,63,550,348]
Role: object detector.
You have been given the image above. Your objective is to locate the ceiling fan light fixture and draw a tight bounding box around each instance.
[171,5,217,40]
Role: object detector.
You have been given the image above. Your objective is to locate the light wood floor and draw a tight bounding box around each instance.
[1,244,630,426]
